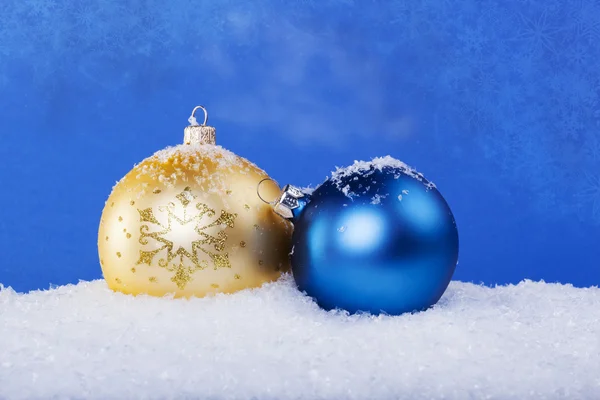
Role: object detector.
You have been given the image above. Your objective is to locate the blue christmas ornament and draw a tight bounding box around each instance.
[270,157,459,315]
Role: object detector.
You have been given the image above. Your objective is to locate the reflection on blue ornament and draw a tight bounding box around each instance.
[275,157,459,315]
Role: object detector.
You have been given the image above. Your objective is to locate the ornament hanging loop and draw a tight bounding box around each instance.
[184,105,216,145]
[257,178,280,205]
[189,105,208,126]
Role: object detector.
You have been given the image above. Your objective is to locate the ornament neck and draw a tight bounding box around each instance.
[272,184,309,221]
[184,125,216,145]
[184,105,216,145]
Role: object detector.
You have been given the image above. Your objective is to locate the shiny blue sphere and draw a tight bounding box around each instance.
[290,162,459,315]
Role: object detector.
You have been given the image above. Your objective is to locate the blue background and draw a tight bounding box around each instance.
[0,0,598,292]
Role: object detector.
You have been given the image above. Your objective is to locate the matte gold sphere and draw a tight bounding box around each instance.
[98,144,293,298]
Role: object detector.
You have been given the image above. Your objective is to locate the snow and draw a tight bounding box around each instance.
[326,157,437,201]
[330,156,434,188]
[107,143,262,202]
[371,194,388,204]
[300,185,316,195]
[152,144,244,168]
[1,277,599,399]
[110,144,248,194]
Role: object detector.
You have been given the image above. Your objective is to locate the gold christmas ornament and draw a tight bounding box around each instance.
[98,106,293,298]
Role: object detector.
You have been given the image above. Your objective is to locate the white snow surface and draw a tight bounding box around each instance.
[1,275,599,400]
[330,156,433,187]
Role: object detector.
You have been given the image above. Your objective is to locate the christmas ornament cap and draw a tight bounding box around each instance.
[184,105,216,145]
[271,184,307,219]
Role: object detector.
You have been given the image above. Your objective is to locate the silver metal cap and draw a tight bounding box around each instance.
[257,180,306,220]
[183,105,216,145]
[273,184,305,219]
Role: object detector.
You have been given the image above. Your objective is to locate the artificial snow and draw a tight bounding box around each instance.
[152,144,244,168]
[1,276,599,399]
[330,156,434,188]
[116,143,249,193]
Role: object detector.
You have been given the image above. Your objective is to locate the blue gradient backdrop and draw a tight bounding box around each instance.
[0,0,598,292]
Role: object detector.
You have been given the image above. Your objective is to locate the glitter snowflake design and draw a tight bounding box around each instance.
[136,187,237,289]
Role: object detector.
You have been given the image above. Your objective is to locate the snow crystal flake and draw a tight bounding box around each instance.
[370,194,388,204]
[340,184,357,199]
[300,186,315,195]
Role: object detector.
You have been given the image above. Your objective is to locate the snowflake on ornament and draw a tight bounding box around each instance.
[135,186,237,289]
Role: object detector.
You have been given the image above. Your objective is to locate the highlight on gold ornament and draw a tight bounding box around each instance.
[97,105,293,298]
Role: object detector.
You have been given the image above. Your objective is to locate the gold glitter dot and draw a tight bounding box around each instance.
[126,233,132,239]
[130,200,135,206]
[244,204,250,210]
[115,278,122,284]
[118,216,123,222]
[116,252,122,258]
[110,202,114,207]
[153,189,162,194]
[100,259,104,265]
[258,260,264,266]
[226,190,232,195]
[234,274,241,280]
[211,283,220,288]
[131,267,136,273]
[149,276,157,283]
[240,241,246,248]
[105,236,109,241]
[123,228,126,232]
